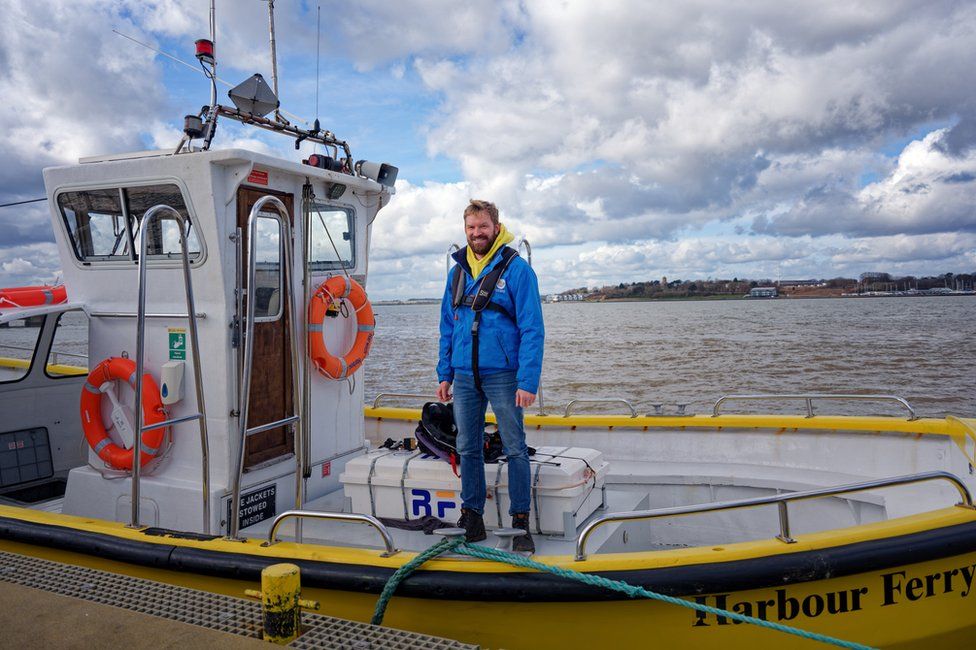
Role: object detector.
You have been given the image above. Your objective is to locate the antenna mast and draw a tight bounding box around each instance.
[267,0,284,124]
[202,0,219,149]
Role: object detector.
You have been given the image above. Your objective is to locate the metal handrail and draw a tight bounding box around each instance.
[265,510,399,556]
[0,344,88,362]
[565,398,638,418]
[245,415,300,438]
[574,470,973,561]
[372,393,439,409]
[141,412,204,433]
[131,205,211,534]
[712,393,917,420]
[89,311,207,319]
[229,195,303,540]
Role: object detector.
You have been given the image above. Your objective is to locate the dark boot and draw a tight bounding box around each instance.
[456,508,487,543]
[511,512,535,553]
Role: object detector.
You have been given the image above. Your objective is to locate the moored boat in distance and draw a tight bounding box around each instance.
[1,11,975,650]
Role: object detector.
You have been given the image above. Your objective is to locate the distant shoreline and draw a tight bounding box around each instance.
[598,293,976,303]
[374,293,975,306]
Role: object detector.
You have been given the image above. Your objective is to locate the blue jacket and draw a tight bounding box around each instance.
[437,247,545,393]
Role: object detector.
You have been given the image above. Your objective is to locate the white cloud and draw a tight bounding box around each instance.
[0,1,167,187]
[402,1,976,244]
[2,1,974,299]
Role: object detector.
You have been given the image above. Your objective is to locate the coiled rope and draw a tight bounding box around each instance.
[371,537,875,650]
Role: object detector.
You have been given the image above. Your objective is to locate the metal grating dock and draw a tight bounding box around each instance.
[0,550,477,649]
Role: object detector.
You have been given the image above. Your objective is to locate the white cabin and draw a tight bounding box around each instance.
[16,147,393,534]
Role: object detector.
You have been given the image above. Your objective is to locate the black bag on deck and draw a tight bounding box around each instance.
[414,402,532,467]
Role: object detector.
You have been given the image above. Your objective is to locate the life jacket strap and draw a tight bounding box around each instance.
[458,247,519,391]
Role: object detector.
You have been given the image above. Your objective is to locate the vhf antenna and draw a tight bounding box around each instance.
[267,0,286,125]
[313,3,322,150]
[203,0,218,147]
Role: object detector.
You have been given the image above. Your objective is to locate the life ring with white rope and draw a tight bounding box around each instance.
[307,276,375,379]
[80,357,167,470]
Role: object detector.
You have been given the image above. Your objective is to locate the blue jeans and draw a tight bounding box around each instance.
[452,371,531,516]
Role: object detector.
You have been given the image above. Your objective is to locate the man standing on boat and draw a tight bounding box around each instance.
[437,199,545,552]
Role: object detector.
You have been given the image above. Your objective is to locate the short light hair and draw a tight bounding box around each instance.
[463,199,499,225]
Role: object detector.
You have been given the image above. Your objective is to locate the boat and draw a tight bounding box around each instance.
[1,8,975,649]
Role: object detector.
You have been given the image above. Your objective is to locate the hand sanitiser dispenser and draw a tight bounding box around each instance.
[160,361,185,405]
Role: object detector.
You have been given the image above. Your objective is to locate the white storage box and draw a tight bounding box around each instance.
[340,446,609,536]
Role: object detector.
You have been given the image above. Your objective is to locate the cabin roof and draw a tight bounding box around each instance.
[44,148,393,196]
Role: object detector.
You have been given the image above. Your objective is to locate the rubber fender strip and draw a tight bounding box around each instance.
[1,515,976,602]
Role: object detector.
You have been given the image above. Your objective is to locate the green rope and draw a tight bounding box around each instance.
[454,543,875,650]
[372,538,875,650]
[370,536,460,625]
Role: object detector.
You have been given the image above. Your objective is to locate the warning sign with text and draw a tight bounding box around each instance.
[168,328,186,360]
[229,484,277,530]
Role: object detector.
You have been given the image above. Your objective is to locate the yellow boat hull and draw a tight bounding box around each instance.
[2,504,975,648]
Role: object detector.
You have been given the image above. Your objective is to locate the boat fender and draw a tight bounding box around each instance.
[80,357,168,470]
[307,276,375,379]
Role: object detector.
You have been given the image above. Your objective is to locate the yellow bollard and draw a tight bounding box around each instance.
[244,563,321,644]
[258,563,303,644]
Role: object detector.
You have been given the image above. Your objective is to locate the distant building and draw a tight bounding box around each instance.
[548,293,584,303]
[778,279,820,287]
[749,286,778,298]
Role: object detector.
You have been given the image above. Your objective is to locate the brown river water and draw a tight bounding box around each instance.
[3,296,972,418]
[365,297,976,418]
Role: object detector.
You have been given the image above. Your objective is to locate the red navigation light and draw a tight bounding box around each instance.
[305,154,343,171]
[195,39,215,65]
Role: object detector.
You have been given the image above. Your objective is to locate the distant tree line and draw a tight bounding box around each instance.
[563,272,974,300]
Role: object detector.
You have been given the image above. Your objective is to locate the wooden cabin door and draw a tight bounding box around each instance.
[237,186,295,469]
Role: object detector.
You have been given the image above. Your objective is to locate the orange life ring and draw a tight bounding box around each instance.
[308,276,375,379]
[80,357,167,470]
[0,285,67,309]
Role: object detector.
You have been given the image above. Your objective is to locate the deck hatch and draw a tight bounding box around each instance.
[0,427,53,488]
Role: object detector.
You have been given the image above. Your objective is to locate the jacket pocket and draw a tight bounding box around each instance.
[494,331,512,366]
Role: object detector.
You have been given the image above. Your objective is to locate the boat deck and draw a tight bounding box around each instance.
[0,550,477,649]
[242,487,649,555]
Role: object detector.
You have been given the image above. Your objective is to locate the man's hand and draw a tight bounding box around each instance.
[516,389,536,408]
[437,381,453,403]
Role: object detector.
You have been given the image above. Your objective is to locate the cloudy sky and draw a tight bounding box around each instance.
[1,0,975,299]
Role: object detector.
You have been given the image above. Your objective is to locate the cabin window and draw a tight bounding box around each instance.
[57,184,202,263]
[45,311,89,379]
[0,317,42,383]
[308,203,355,271]
[252,214,284,322]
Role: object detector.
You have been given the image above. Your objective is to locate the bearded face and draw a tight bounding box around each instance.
[464,210,500,257]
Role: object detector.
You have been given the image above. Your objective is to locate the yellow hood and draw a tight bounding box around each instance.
[467,223,515,279]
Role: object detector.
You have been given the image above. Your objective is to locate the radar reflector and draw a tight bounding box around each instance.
[228,74,280,118]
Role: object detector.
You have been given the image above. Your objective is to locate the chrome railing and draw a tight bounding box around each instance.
[574,470,973,560]
[565,398,638,418]
[229,195,303,540]
[89,311,207,319]
[131,204,211,534]
[712,393,917,420]
[0,343,88,364]
[372,392,439,409]
[264,510,399,556]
